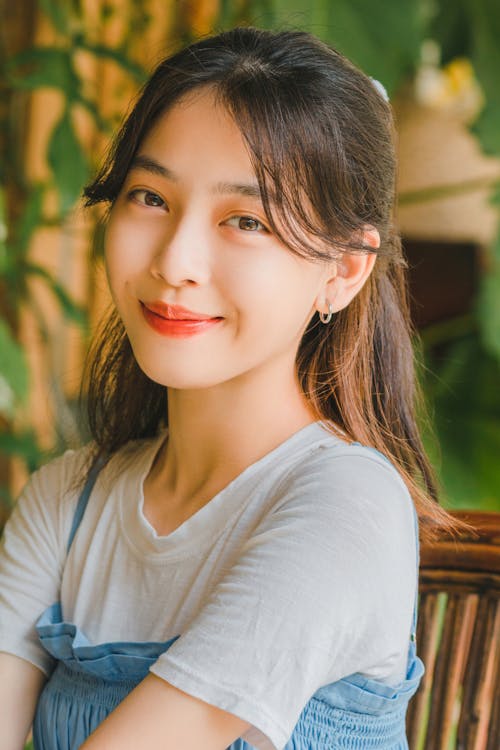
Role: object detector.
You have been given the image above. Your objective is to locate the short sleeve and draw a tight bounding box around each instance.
[0,445,92,675]
[150,447,417,750]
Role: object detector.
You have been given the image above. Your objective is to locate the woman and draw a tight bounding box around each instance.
[0,26,466,750]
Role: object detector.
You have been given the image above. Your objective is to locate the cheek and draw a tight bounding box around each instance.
[103,225,122,297]
[220,252,322,332]
[104,215,143,289]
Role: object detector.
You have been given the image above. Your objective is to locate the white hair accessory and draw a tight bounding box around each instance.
[369,77,389,103]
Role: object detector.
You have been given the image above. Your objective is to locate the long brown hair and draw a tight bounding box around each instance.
[79,27,470,544]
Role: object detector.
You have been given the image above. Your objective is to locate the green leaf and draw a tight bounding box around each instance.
[219,0,250,27]
[24,261,88,327]
[0,186,8,275]
[0,319,29,418]
[424,334,500,510]
[477,228,500,360]
[76,95,112,134]
[6,47,82,101]
[465,0,500,155]
[100,2,116,23]
[0,483,15,511]
[470,105,500,156]
[265,0,421,95]
[39,0,72,35]
[426,0,470,64]
[489,181,500,206]
[14,184,45,258]
[47,108,89,214]
[0,428,44,475]
[75,39,148,83]
[2,186,46,311]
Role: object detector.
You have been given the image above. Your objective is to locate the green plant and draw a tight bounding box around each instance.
[0,0,148,505]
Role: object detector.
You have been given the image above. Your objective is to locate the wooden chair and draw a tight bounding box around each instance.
[406,511,500,750]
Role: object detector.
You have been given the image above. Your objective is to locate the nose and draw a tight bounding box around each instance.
[149,210,211,288]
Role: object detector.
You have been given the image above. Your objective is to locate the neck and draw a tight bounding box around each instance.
[151,360,318,506]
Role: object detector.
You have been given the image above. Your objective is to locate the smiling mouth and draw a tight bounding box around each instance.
[141,301,222,321]
[140,302,223,337]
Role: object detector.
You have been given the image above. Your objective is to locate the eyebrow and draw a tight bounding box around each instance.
[129,154,263,199]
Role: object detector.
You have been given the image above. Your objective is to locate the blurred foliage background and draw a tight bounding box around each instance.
[1,0,499,515]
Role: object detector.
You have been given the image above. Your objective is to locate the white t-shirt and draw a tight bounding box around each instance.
[0,421,417,750]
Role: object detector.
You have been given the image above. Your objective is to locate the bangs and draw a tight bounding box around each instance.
[215,65,392,262]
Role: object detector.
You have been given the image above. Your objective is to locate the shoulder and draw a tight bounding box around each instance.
[274,432,417,551]
[2,434,160,557]
[22,430,162,508]
[280,430,411,504]
[25,440,97,502]
[0,442,98,573]
[8,442,98,534]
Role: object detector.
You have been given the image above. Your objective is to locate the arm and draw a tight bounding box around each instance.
[80,673,251,750]
[0,653,46,750]
[0,450,86,749]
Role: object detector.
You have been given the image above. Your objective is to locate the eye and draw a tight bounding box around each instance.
[128,189,167,209]
[225,215,269,233]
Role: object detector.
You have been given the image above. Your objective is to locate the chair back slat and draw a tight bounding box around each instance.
[425,593,478,748]
[457,597,500,750]
[407,511,500,750]
[486,628,500,750]
[406,593,442,748]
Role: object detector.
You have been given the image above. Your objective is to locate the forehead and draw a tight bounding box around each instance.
[135,89,256,181]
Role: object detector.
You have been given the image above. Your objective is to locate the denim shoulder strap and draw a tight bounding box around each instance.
[66,452,108,554]
[408,497,420,641]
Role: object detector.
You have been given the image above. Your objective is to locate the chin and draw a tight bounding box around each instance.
[133,360,227,391]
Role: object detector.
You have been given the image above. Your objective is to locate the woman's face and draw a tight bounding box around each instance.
[104,88,331,390]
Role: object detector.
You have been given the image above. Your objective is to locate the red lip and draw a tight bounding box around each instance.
[140,301,223,338]
[142,301,219,321]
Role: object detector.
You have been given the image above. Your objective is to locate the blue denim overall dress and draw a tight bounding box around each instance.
[33,448,425,749]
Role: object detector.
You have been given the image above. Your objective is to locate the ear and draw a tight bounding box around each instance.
[316,226,380,315]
